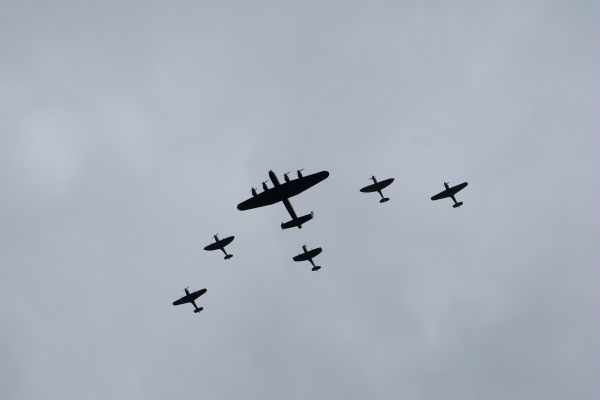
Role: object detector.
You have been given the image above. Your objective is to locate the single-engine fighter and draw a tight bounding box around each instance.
[172,287,207,314]
[204,234,235,259]
[360,176,395,203]
[237,169,329,230]
[293,245,323,271]
[431,181,469,208]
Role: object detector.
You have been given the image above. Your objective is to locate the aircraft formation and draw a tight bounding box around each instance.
[173,169,468,315]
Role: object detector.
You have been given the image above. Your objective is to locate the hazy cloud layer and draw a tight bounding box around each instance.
[1,1,598,399]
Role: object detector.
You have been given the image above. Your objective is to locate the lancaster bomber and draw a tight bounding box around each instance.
[172,287,207,314]
[431,181,469,208]
[237,169,329,229]
[360,176,395,203]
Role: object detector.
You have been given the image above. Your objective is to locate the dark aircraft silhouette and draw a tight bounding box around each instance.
[292,244,323,271]
[431,181,469,208]
[172,287,207,313]
[237,169,329,229]
[204,234,235,259]
[360,176,395,203]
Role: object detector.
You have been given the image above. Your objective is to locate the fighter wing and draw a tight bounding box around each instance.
[237,188,284,211]
[450,182,468,195]
[173,295,191,306]
[431,189,451,201]
[204,242,221,251]
[360,182,380,193]
[293,252,311,262]
[279,171,329,199]
[293,248,322,262]
[172,288,206,306]
[204,236,234,251]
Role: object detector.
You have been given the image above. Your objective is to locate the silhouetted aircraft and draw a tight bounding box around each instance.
[172,287,207,314]
[204,234,235,259]
[237,169,329,229]
[431,181,469,208]
[360,176,394,203]
[293,244,323,271]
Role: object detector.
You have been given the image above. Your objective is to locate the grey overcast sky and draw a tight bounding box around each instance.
[0,1,598,399]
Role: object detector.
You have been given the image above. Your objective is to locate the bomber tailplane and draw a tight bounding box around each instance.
[281,212,313,230]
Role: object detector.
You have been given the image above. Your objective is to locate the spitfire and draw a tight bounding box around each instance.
[360,175,395,203]
[172,287,207,314]
[204,234,235,260]
[431,181,469,208]
[293,245,323,271]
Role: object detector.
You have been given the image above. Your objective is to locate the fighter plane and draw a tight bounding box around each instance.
[292,244,323,271]
[204,234,235,259]
[172,287,207,314]
[237,169,330,230]
[430,181,469,208]
[360,176,395,203]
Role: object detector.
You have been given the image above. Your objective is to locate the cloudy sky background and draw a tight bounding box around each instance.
[1,1,598,399]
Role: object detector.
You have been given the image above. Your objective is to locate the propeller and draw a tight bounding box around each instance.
[184,286,189,292]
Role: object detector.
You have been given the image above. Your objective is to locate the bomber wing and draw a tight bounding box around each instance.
[237,188,284,211]
[237,170,329,211]
[279,171,329,199]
